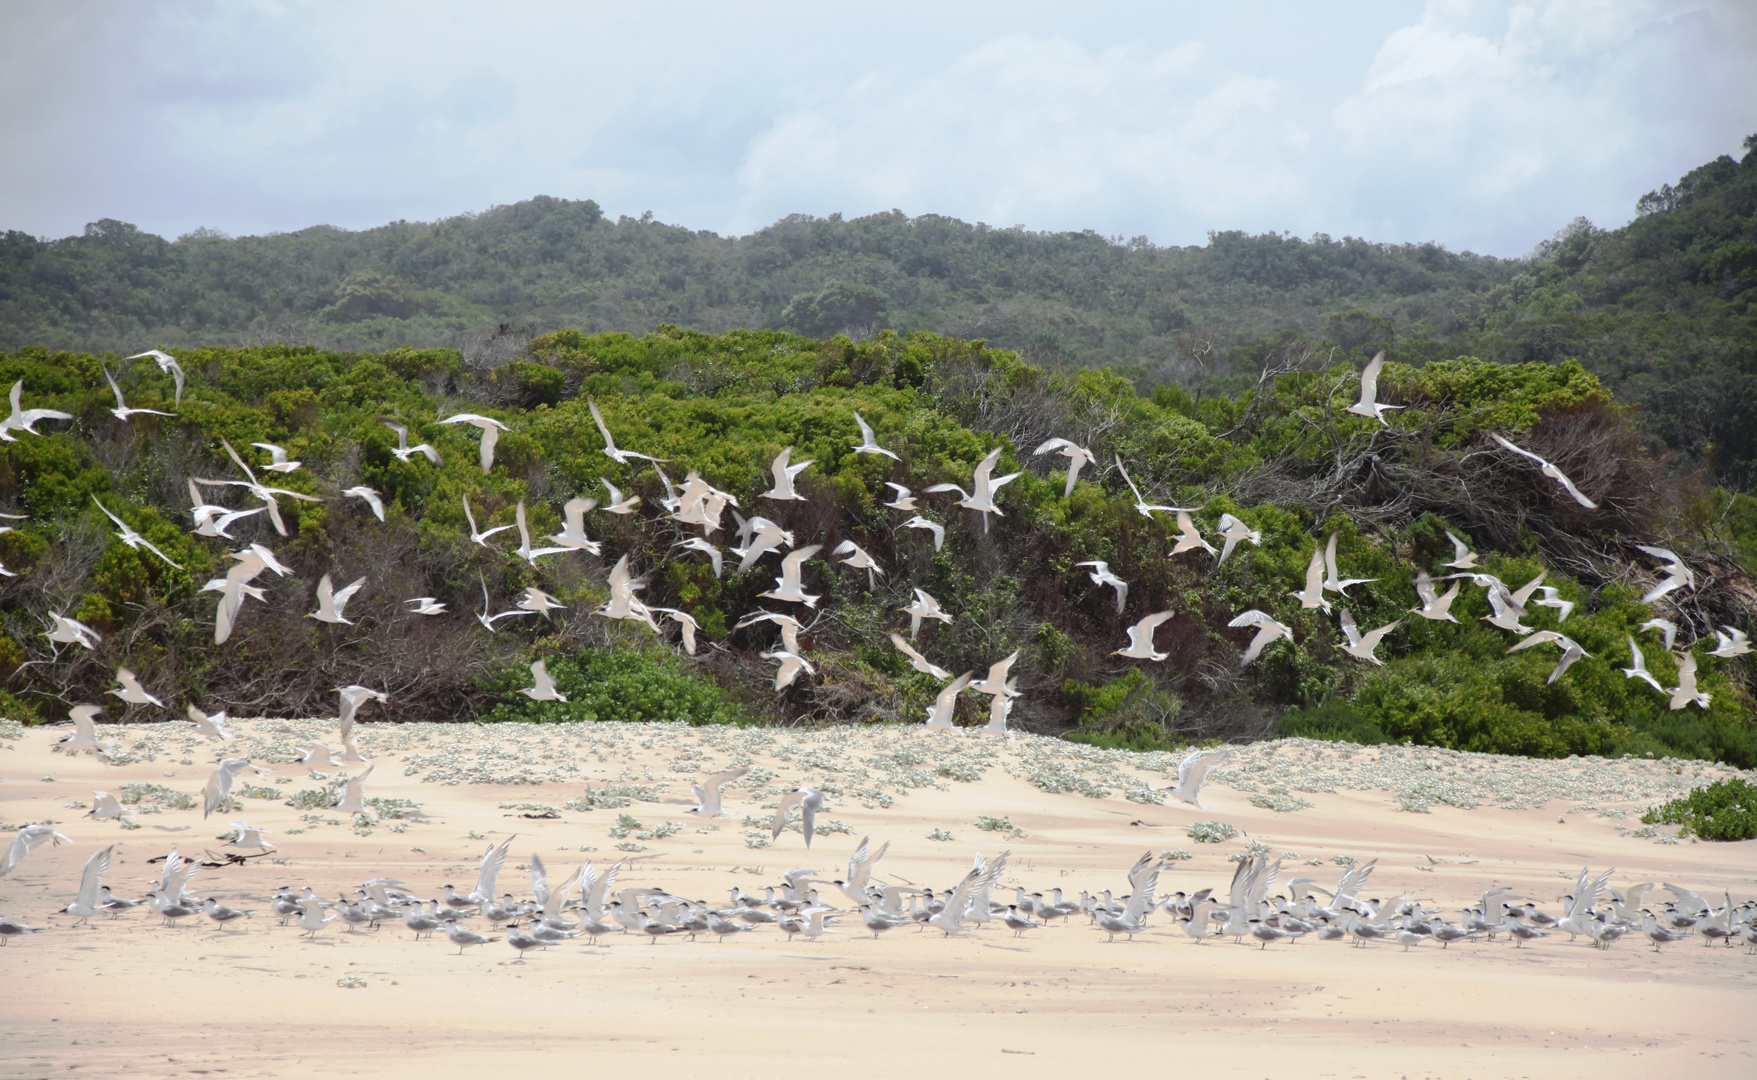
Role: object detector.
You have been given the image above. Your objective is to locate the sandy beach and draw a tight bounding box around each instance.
[3,717,1754,1080]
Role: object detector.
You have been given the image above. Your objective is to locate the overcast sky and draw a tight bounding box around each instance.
[2,0,1753,257]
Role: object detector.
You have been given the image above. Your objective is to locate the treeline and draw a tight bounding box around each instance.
[5,140,1753,481]
[1,329,1752,764]
[0,205,1513,365]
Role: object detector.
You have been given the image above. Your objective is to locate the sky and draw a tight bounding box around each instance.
[1,0,1753,257]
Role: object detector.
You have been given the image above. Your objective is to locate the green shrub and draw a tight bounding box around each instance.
[482,647,748,726]
[1276,700,1387,745]
[0,688,44,726]
[1610,714,1757,771]
[1061,670,1184,751]
[1641,778,1757,841]
[1352,653,1617,758]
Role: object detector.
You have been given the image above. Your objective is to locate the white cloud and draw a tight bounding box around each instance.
[735,36,1307,241]
[1327,0,1750,251]
[0,1,1751,256]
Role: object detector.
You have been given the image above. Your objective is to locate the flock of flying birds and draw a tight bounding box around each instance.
[5,349,1742,750]
[4,820,1753,960]
[1,349,1752,960]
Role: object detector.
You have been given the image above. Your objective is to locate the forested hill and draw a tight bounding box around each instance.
[1,137,1753,482]
[0,202,1516,368]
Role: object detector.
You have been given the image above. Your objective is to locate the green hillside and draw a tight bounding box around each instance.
[1,329,1752,764]
[4,140,1755,487]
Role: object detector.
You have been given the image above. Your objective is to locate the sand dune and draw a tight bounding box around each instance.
[2,718,1753,1079]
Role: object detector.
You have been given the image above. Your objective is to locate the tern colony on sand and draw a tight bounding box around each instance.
[11,354,1701,724]
[7,806,1753,960]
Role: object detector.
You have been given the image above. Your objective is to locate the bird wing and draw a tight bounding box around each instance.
[529,853,551,908]
[1664,883,1711,914]
[1240,624,1282,664]
[1490,432,1545,465]
[1547,465,1596,509]
[1675,650,1698,694]
[219,438,261,485]
[1304,548,1325,595]
[348,488,385,519]
[1503,568,1546,611]
[76,845,114,910]
[332,576,367,611]
[1337,607,1362,647]
[1,834,24,875]
[1173,748,1203,790]
[534,659,560,694]
[1445,531,1472,562]
[213,583,243,644]
[771,790,805,839]
[475,836,513,899]
[587,396,618,453]
[104,369,128,410]
[779,543,822,585]
[477,424,500,472]
[71,703,101,741]
[1412,572,1439,606]
[605,555,632,599]
[1226,609,1280,630]
[1357,351,1385,407]
[1033,437,1074,455]
[936,867,984,928]
[133,534,184,570]
[1635,544,1686,576]
[767,446,793,486]
[984,650,1020,689]
[970,446,1002,490]
[707,767,749,795]
[1622,637,1662,686]
[162,355,184,403]
[1483,586,1521,626]
[904,516,944,546]
[1506,631,1564,653]
[202,764,233,818]
[313,573,338,615]
[889,633,948,677]
[844,836,871,886]
[91,495,130,532]
[1114,455,1148,503]
[1132,610,1176,636]
[1181,750,1231,794]
[1579,869,1613,917]
[167,855,200,904]
[932,672,973,714]
[1358,619,1403,650]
